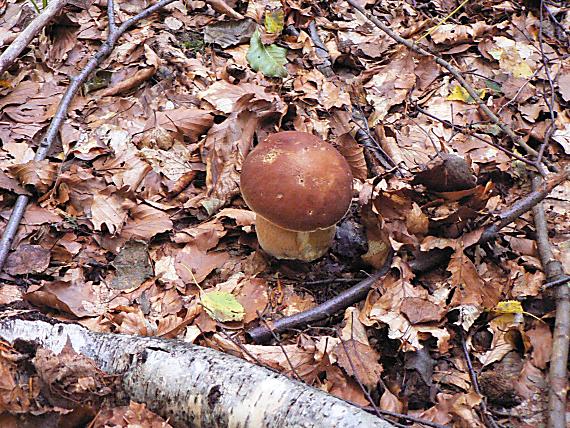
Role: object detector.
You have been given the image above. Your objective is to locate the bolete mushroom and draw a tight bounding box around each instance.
[240,131,353,261]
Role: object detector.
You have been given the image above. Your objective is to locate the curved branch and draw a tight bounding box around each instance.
[247,251,393,343]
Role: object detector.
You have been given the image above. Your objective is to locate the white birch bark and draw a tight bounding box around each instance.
[0,319,394,428]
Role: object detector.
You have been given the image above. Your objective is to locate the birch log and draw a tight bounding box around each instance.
[0,319,394,428]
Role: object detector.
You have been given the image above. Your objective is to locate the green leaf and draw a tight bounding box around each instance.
[264,9,284,34]
[201,291,245,322]
[246,30,288,78]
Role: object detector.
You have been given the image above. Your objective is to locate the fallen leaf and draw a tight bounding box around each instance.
[333,339,382,388]
[201,290,245,322]
[247,29,288,78]
[5,244,50,275]
[204,19,257,48]
[175,244,229,284]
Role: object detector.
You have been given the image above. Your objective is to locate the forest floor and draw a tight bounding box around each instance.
[0,0,569,426]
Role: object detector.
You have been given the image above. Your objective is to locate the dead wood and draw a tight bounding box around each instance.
[0,0,69,75]
[0,0,177,272]
[0,318,395,428]
[532,176,569,428]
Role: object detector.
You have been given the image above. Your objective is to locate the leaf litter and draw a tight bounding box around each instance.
[0,0,569,426]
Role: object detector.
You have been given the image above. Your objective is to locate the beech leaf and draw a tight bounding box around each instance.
[201,291,245,322]
[246,30,288,78]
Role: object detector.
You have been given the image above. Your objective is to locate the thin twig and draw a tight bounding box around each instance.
[460,331,500,428]
[543,276,570,290]
[217,328,266,369]
[345,0,546,168]
[107,0,118,33]
[479,168,569,243]
[304,277,363,286]
[0,0,177,272]
[257,312,303,382]
[415,105,536,167]
[0,0,69,75]
[351,105,400,172]
[531,175,568,428]
[535,1,557,172]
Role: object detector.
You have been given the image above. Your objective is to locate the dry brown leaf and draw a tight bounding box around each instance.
[447,247,500,309]
[333,339,382,389]
[324,364,370,407]
[379,388,403,413]
[34,342,113,406]
[215,208,256,227]
[175,244,229,284]
[7,159,57,194]
[96,67,156,97]
[145,108,213,143]
[173,219,226,250]
[121,204,173,240]
[364,54,415,123]
[525,322,552,369]
[400,297,446,324]
[24,280,105,318]
[0,170,29,194]
[5,244,50,275]
[90,189,133,235]
[236,278,269,324]
[336,133,368,181]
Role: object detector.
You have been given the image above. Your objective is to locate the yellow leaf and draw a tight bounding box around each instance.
[264,8,284,34]
[512,61,533,79]
[493,300,524,314]
[490,300,544,322]
[447,85,486,104]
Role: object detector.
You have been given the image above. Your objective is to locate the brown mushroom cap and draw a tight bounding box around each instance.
[240,131,353,232]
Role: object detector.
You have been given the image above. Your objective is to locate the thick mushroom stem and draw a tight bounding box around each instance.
[255,215,336,262]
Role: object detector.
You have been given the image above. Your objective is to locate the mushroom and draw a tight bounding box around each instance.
[240,131,353,261]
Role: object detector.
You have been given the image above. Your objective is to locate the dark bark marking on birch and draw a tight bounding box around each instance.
[207,385,222,409]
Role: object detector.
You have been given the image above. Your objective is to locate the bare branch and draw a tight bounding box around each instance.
[0,0,69,75]
[0,0,68,75]
[0,0,177,272]
[531,175,568,428]
[247,252,393,343]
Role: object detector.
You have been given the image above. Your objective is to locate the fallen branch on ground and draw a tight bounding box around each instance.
[247,251,393,343]
[0,0,69,75]
[247,168,569,344]
[0,318,395,428]
[0,0,177,272]
[532,175,569,428]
